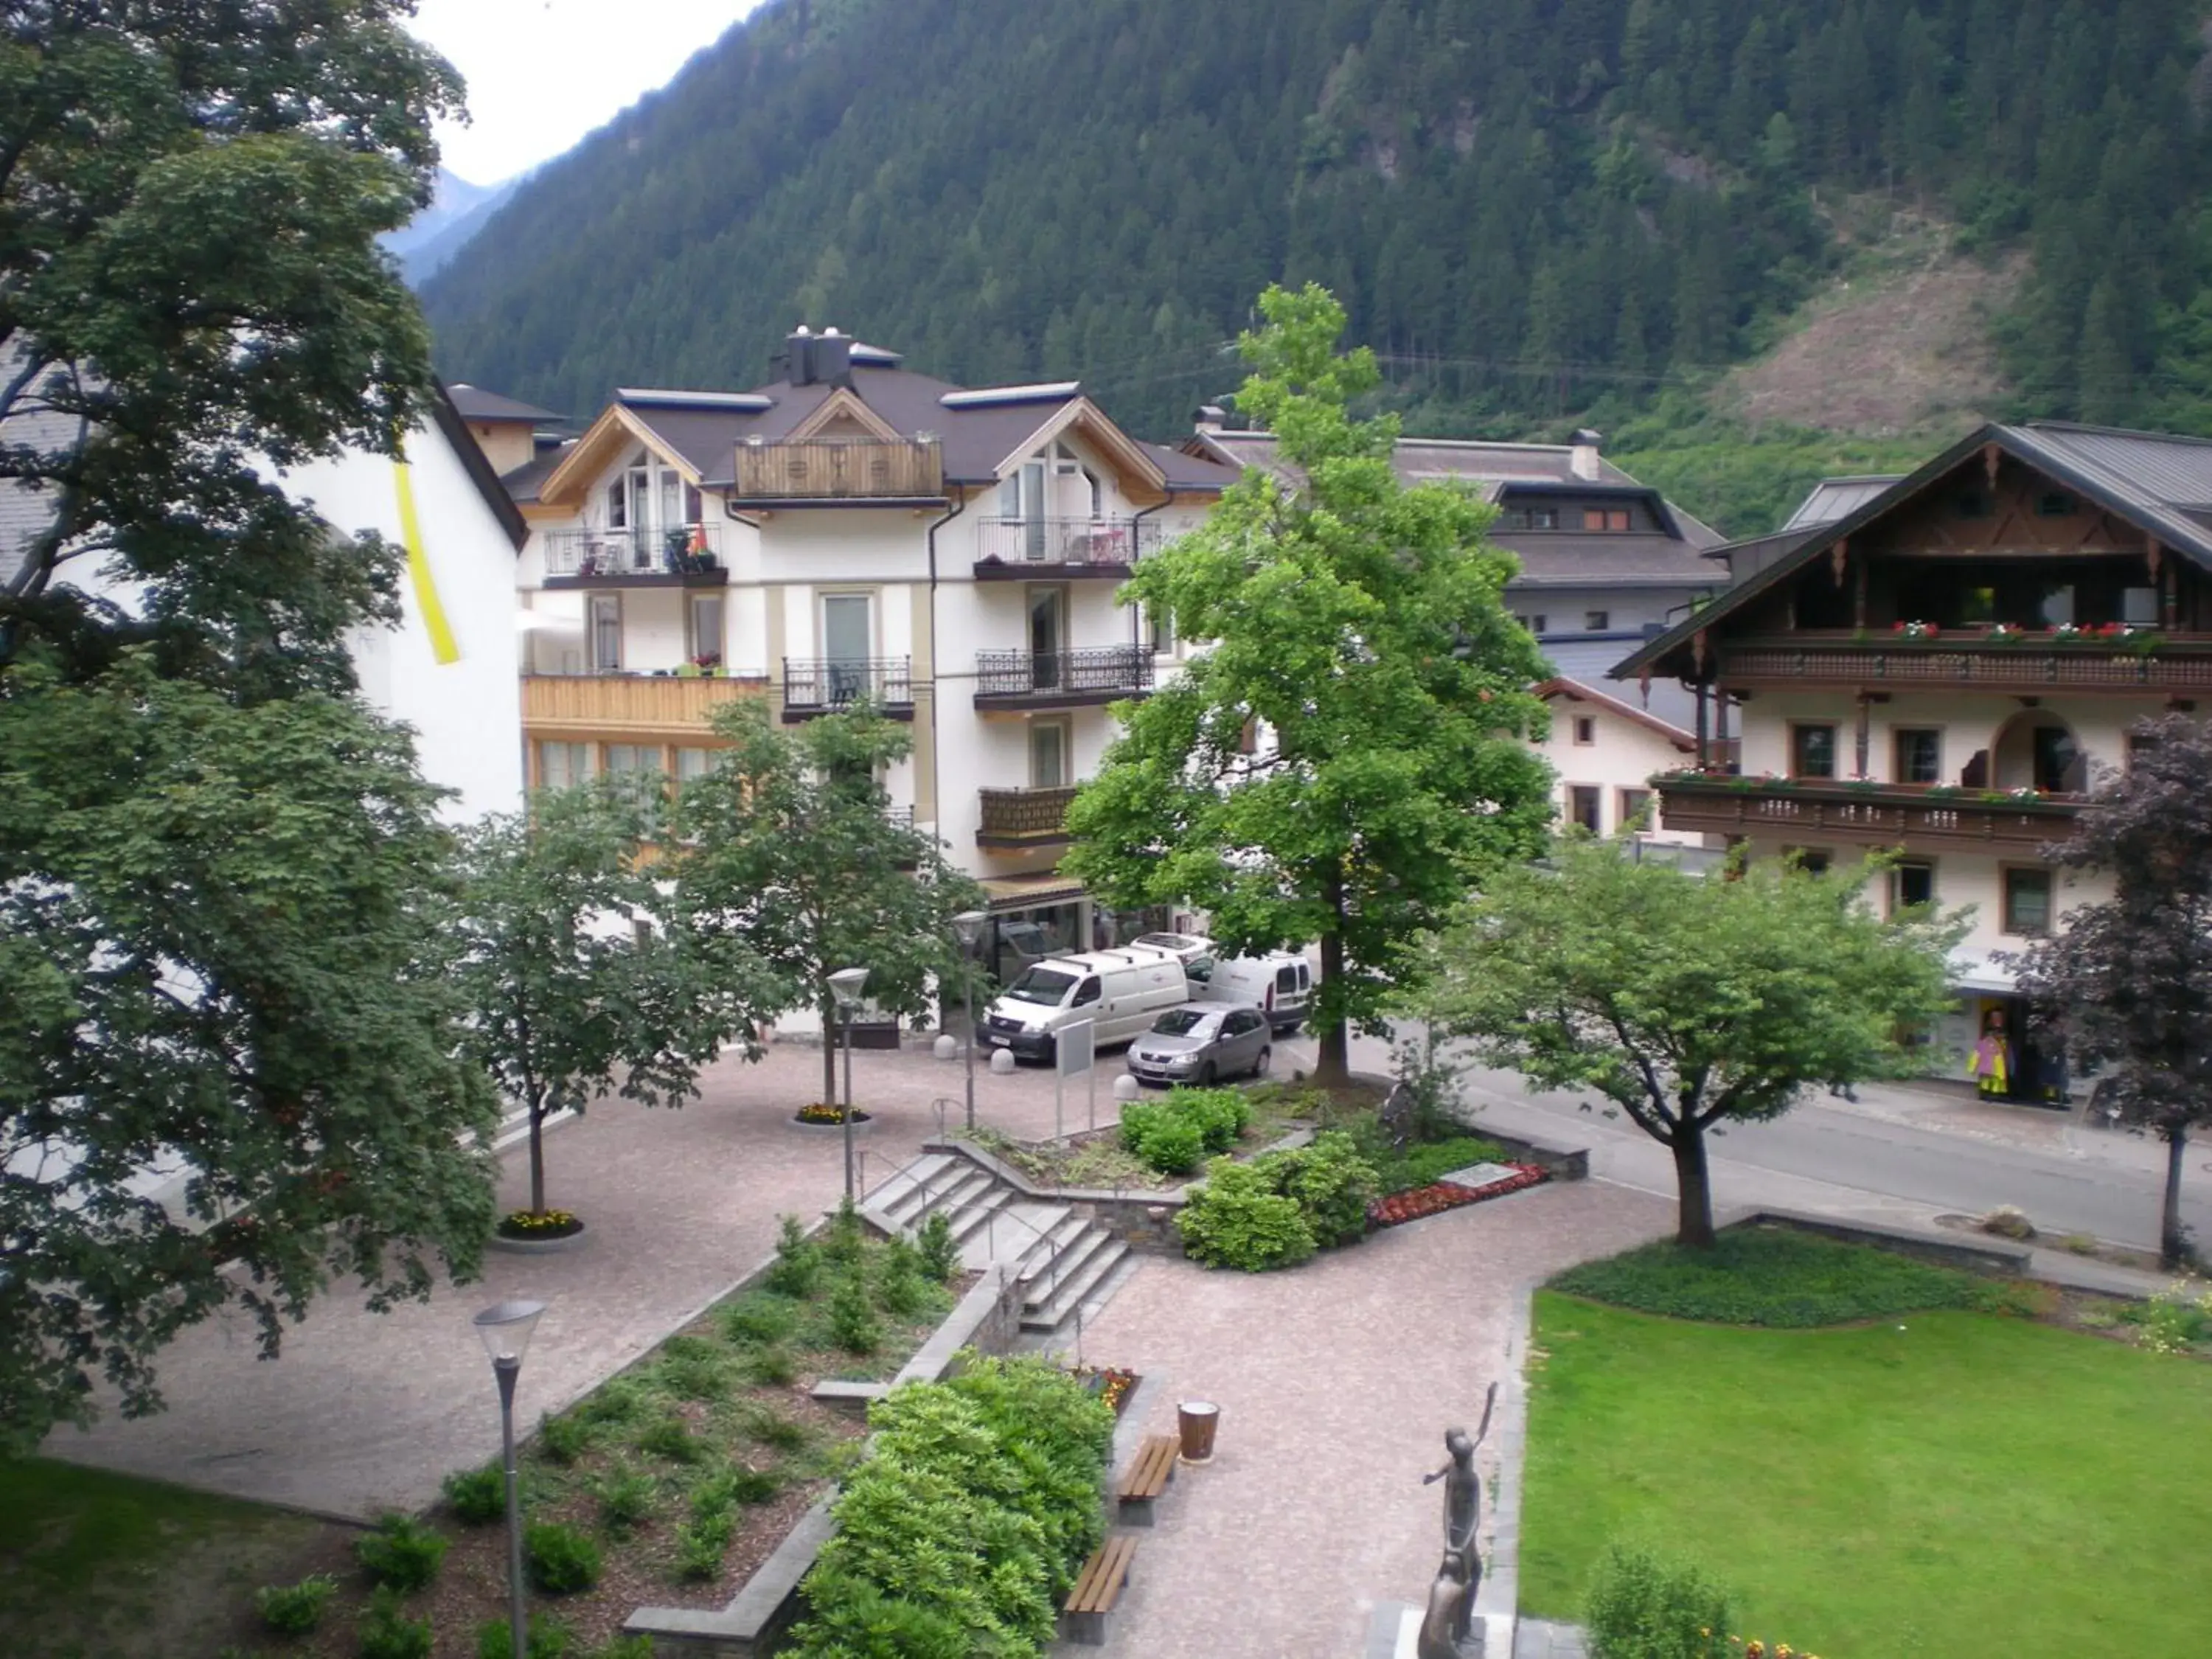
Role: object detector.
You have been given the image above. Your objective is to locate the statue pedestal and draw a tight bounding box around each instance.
[1367,1603,1485,1659]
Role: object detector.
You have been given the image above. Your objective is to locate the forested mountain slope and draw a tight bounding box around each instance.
[422,0,2212,523]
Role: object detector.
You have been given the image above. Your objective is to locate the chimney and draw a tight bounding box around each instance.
[811,325,853,387]
[1570,428,1604,482]
[1194,403,1227,434]
[779,324,815,386]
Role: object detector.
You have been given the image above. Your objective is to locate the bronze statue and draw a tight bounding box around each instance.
[1416,1384,1498,1657]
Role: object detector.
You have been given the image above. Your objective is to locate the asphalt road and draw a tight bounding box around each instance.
[1277,1026,2210,1256]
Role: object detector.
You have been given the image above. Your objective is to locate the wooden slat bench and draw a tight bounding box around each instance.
[1114,1432,1180,1526]
[1061,1533,1138,1645]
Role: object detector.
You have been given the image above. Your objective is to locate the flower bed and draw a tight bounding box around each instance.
[1074,1365,1140,1417]
[1367,1162,1548,1228]
[496,1206,584,1240]
[793,1102,872,1126]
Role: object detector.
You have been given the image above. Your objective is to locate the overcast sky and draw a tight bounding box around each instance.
[409,0,767,185]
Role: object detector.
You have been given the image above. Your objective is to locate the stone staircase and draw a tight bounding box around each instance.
[860,1150,1133,1337]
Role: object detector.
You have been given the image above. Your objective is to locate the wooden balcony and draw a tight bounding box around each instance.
[521,672,768,737]
[1653,773,2084,852]
[1717,632,2212,694]
[973,646,1154,711]
[976,785,1078,848]
[732,437,943,502]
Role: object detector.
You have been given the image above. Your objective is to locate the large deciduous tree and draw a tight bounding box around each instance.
[670,703,985,1110]
[2014,712,2212,1268]
[1409,838,1959,1247]
[448,781,759,1223]
[0,5,490,1450]
[1065,283,1553,1088]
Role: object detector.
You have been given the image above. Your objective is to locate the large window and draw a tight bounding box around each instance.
[688,593,724,665]
[1790,723,1838,779]
[2003,866,2053,936]
[1890,860,1935,914]
[1567,785,1601,835]
[1893,728,1941,785]
[588,593,622,672]
[675,746,717,781]
[537,742,591,790]
[1029,719,1068,788]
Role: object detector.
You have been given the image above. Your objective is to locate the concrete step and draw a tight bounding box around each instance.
[1009,1211,1091,1281]
[860,1152,955,1224]
[944,1186,1012,1244]
[870,1160,990,1231]
[1020,1238,1132,1333]
[1019,1223,1118,1311]
[967,1202,1073,1272]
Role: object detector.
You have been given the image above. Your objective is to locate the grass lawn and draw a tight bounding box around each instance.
[0,1456,326,1659]
[1522,1290,2212,1658]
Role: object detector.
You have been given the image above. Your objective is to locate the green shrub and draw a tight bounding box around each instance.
[785,1355,1114,1658]
[674,1511,735,1581]
[821,1195,865,1267]
[737,1401,810,1452]
[722,1293,799,1347]
[355,1512,449,1593]
[536,1409,595,1466]
[657,1335,731,1402]
[357,1588,434,1659]
[573,1377,645,1427]
[1175,1159,1316,1270]
[742,1345,797,1386]
[475,1614,571,1659]
[636,1416,703,1464]
[828,1265,883,1354]
[1582,1543,1731,1659]
[765,1214,822,1298]
[441,1465,507,1526]
[728,1465,781,1503]
[877,1232,928,1316]
[1121,1087,1253,1175]
[523,1520,602,1594]
[591,1463,656,1534]
[1131,1111,1206,1176]
[1264,1130,1379,1246]
[917,1211,961,1283]
[255,1573,337,1635]
[1171,1085,1251,1153]
[1551,1227,2007,1327]
[1374,1134,1512,1194]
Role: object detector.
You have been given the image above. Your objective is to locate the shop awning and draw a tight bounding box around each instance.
[980,872,1088,912]
[1947,953,2018,995]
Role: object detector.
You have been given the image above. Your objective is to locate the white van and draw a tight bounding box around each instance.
[980,947,1190,1062]
[1192,950,1315,1034]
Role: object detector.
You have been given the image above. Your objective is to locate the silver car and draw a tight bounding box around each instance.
[1127,1004,1273,1088]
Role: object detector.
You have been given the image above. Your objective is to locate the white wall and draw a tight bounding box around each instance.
[1534,697,1703,843]
[1738,690,2159,785]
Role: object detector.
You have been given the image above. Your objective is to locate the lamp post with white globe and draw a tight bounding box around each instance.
[473,1298,546,1659]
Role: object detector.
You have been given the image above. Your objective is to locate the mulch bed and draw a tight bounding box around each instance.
[1367,1162,1550,1229]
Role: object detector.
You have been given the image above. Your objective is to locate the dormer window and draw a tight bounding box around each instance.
[1506,507,1559,530]
[1583,507,1631,532]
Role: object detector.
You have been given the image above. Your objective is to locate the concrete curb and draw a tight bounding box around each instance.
[1471,1278,1536,1659]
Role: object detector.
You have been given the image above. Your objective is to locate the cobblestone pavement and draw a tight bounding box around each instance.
[43,1036,1116,1517]
[1057,1178,1672,1659]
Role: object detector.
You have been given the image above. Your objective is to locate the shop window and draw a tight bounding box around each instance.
[1790,723,1838,779]
[1893,728,1941,785]
[2003,867,2053,936]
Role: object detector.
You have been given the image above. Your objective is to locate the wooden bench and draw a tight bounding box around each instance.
[1115,1433,1180,1526]
[1061,1533,1138,1645]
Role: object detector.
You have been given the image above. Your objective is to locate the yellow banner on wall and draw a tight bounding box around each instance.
[393,460,461,665]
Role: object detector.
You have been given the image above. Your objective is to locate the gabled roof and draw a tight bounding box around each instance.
[1534,677,1697,751]
[446,383,563,425]
[1783,474,1905,530]
[428,383,531,549]
[1613,420,2212,684]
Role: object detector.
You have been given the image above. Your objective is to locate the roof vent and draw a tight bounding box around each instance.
[1570,428,1604,482]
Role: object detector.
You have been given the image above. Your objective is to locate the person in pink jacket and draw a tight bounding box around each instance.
[1969,1013,2011,1099]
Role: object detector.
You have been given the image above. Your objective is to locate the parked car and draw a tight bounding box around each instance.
[1127,1004,1273,1087]
[979,946,1189,1062]
[1189,950,1315,1033]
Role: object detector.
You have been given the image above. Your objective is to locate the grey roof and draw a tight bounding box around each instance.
[1615,419,2212,684]
[447,383,563,425]
[1783,475,1905,529]
[1193,428,1644,488]
[500,445,568,505]
[1495,532,1723,589]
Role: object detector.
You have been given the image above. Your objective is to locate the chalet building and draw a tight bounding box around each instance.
[500,328,1236,978]
[1613,421,2212,1095]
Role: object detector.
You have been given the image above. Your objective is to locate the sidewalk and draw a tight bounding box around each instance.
[44,1036,1113,1519]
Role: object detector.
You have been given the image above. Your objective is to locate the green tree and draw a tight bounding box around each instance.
[0,659,499,1452]
[448,781,754,1220]
[1407,837,1959,1247]
[0,4,488,1449]
[2014,713,2212,1268]
[669,703,984,1110]
[1065,284,1552,1089]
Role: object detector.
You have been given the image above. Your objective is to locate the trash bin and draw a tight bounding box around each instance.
[1176,1399,1220,1464]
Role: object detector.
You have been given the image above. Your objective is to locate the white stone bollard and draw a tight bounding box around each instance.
[1112,1073,1141,1103]
[989,1046,1017,1075]
[933,1034,959,1061]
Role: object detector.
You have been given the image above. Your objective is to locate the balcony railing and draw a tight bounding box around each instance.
[521,672,767,736]
[781,657,914,717]
[974,646,1154,706]
[1653,772,2084,850]
[733,437,943,501]
[542,524,724,582]
[1717,631,2212,692]
[976,785,1079,847]
[974,517,1163,574]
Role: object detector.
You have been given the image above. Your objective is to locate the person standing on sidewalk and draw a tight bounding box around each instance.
[1969,1014,2012,1100]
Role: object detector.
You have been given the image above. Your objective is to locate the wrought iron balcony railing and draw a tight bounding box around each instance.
[974,517,1163,571]
[974,646,1154,703]
[542,524,723,580]
[976,785,1079,846]
[781,657,914,714]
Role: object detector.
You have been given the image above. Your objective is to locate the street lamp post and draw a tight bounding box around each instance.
[473,1298,547,1659]
[828,966,870,1202]
[953,911,989,1131]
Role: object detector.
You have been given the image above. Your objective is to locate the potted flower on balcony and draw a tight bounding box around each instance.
[1845,773,1879,793]
[1893,619,1940,641]
[1984,622,2025,644]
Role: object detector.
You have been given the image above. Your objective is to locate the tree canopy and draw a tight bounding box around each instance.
[2014,712,2212,1268]
[1409,837,1959,1246]
[1065,283,1553,1088]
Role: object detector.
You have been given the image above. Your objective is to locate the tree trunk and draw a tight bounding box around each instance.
[528,1099,548,1216]
[1312,869,1350,1090]
[1669,1123,1717,1248]
[2161,1125,2191,1270]
[821,990,839,1110]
